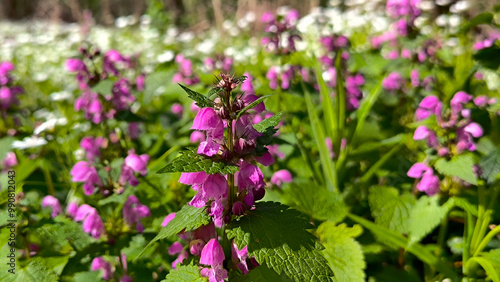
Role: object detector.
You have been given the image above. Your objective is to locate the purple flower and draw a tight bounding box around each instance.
[162,212,176,227]
[42,196,63,218]
[415,96,442,121]
[123,195,151,232]
[386,0,421,19]
[171,103,184,118]
[474,95,489,107]
[91,257,113,280]
[231,242,252,275]
[190,239,205,256]
[66,202,79,218]
[124,151,149,175]
[103,50,129,76]
[2,152,17,171]
[180,171,208,185]
[173,55,199,85]
[413,126,438,148]
[168,241,184,256]
[190,131,206,143]
[192,108,223,131]
[202,174,228,199]
[410,70,419,87]
[271,170,293,187]
[128,122,141,140]
[407,163,440,196]
[382,72,404,91]
[136,74,145,91]
[75,205,105,238]
[464,122,484,138]
[70,161,102,195]
[200,239,225,266]
[80,136,104,161]
[237,162,265,191]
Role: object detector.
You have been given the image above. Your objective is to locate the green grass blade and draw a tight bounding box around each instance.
[314,60,337,144]
[348,213,459,281]
[335,49,346,158]
[304,87,338,192]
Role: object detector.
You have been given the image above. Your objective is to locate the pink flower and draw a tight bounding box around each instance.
[382,72,403,91]
[171,103,184,118]
[75,204,105,238]
[474,95,489,107]
[168,242,184,255]
[202,174,228,199]
[91,257,113,280]
[2,152,17,170]
[237,162,265,191]
[413,126,438,148]
[415,96,442,121]
[70,161,102,195]
[192,108,223,131]
[123,195,151,232]
[190,131,206,143]
[464,122,483,138]
[80,136,104,161]
[128,122,141,139]
[124,151,149,175]
[271,170,293,187]
[407,163,440,196]
[179,172,208,185]
[41,195,63,218]
[231,242,251,274]
[66,202,79,218]
[200,239,225,266]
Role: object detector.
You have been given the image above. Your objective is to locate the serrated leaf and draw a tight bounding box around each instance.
[226,202,333,282]
[317,223,366,282]
[285,183,347,223]
[179,84,214,108]
[37,218,97,252]
[479,149,500,184]
[234,75,248,84]
[156,148,238,174]
[0,255,58,282]
[408,196,455,246]
[236,94,273,119]
[368,186,416,234]
[434,154,478,185]
[232,265,293,281]
[163,264,207,282]
[253,112,283,133]
[91,79,114,95]
[134,205,210,261]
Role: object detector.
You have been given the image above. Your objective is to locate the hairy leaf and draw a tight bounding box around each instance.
[156,148,239,175]
[179,84,214,108]
[317,223,366,282]
[434,154,478,185]
[479,149,500,184]
[285,183,347,223]
[253,111,284,133]
[368,186,416,234]
[232,265,293,281]
[226,202,333,281]
[135,205,210,261]
[408,196,455,246]
[163,264,207,282]
[91,79,114,95]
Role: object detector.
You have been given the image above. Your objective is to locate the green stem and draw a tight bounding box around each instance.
[436,216,448,258]
[42,168,55,196]
[470,182,486,253]
[473,225,500,257]
[463,210,473,276]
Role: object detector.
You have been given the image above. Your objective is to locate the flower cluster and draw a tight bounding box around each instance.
[66,47,143,124]
[407,91,494,195]
[0,61,23,116]
[318,37,365,110]
[161,73,285,280]
[261,9,301,54]
[173,55,200,85]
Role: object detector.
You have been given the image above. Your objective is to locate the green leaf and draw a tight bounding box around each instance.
[232,265,293,281]
[479,149,500,184]
[236,93,274,119]
[0,137,15,160]
[0,255,58,282]
[317,223,366,282]
[434,154,478,185]
[163,264,207,282]
[179,84,214,108]
[156,148,239,175]
[91,79,114,95]
[285,183,347,223]
[459,12,494,34]
[305,89,337,191]
[253,111,284,133]
[134,205,210,262]
[473,45,500,70]
[226,202,333,281]
[73,271,103,282]
[314,59,336,144]
[233,75,248,84]
[408,196,455,246]
[368,186,416,234]
[347,213,459,280]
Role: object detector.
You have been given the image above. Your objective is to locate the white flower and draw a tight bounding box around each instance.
[12,137,48,150]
